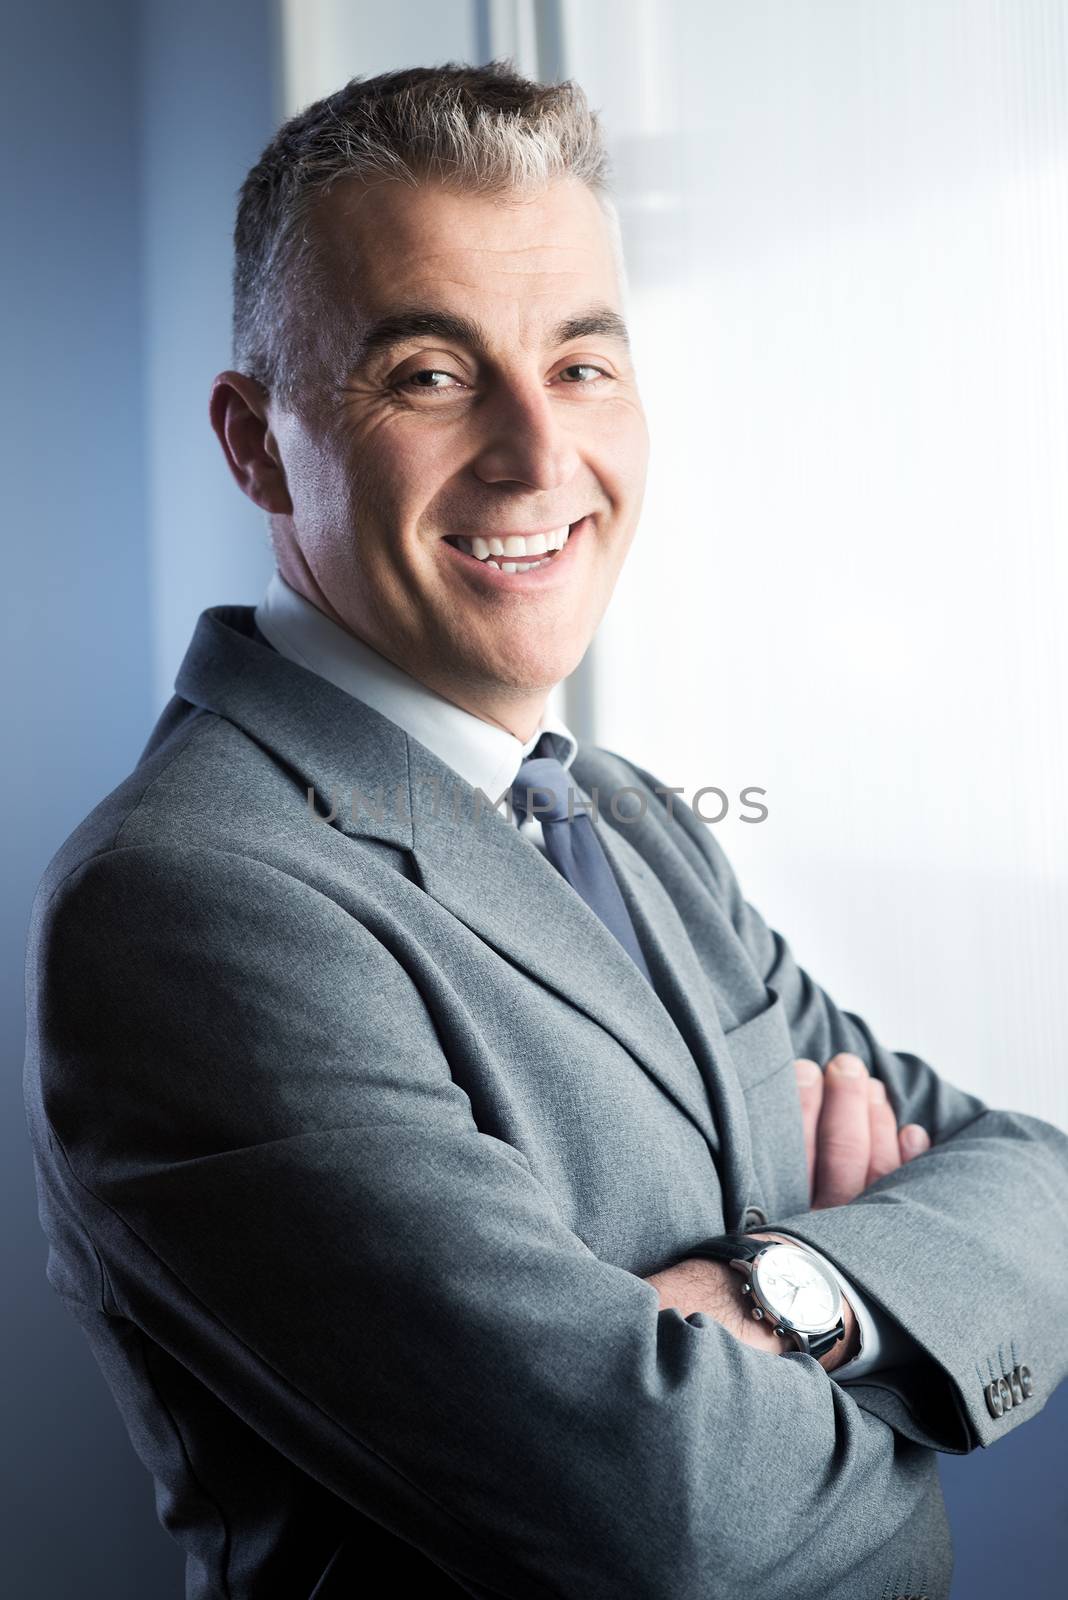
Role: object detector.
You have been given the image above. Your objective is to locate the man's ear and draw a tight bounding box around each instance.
[209,372,293,515]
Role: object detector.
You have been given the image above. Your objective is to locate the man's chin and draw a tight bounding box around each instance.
[485,646,590,701]
[431,645,588,719]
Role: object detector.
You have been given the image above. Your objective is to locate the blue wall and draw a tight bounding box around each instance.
[3,2,1064,1594]
[941,1395,1068,1597]
[2,1,277,1592]
[2,4,163,1590]
[140,0,278,710]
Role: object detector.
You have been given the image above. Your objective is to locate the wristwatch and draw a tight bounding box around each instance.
[685,1233,846,1360]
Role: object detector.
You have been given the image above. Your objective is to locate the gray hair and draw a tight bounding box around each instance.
[231,61,621,409]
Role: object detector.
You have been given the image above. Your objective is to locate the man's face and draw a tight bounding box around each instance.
[264,176,648,733]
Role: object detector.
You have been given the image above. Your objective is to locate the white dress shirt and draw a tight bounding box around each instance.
[255,569,905,1382]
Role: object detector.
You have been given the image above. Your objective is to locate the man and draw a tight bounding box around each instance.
[23,63,1068,1600]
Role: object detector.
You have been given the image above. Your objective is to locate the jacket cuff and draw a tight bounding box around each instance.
[761,1215,978,1453]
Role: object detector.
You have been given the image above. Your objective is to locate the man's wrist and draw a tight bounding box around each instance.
[644,1255,784,1355]
[746,1232,860,1371]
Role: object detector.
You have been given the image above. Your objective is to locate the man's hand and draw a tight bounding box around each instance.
[794,1052,931,1208]
[644,1053,931,1370]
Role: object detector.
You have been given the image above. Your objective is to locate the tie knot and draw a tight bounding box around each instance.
[511,739,580,825]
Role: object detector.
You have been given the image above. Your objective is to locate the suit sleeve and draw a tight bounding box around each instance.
[653,783,1068,1455]
[30,842,1032,1599]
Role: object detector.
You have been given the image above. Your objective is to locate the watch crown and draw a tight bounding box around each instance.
[752,1308,764,1320]
[741,1283,750,1294]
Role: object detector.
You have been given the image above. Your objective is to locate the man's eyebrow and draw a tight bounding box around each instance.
[352,303,631,365]
[550,308,630,348]
[355,310,489,363]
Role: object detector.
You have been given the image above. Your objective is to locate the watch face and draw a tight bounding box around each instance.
[751,1244,842,1333]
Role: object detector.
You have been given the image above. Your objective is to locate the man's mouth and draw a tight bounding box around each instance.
[443,523,574,573]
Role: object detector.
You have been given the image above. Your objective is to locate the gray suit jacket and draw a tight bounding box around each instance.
[23,603,1068,1600]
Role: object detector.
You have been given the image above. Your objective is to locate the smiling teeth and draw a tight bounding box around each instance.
[507,532,547,556]
[454,525,571,564]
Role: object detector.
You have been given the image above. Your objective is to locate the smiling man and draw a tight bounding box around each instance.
[220,169,643,734]
[23,63,1068,1600]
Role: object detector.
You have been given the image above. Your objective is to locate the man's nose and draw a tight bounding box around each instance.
[471,381,582,491]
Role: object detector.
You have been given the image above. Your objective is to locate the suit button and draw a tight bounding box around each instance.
[1008,1368,1024,1406]
[1016,1363,1034,1398]
[985,1379,1004,1417]
[742,1206,768,1228]
[998,1375,1014,1411]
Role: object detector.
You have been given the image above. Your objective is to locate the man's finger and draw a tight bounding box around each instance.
[794,1059,823,1200]
[812,1053,872,1209]
[866,1078,901,1185]
[899,1123,930,1162]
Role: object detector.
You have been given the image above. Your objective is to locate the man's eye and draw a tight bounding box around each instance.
[557,363,610,385]
[400,369,465,391]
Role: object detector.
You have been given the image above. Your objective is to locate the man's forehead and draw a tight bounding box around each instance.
[306,178,626,363]
[314,174,621,292]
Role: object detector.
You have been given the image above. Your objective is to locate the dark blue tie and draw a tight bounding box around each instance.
[511,736,654,985]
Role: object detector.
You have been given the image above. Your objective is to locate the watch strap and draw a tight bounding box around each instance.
[681,1232,767,1266]
[806,1323,847,1360]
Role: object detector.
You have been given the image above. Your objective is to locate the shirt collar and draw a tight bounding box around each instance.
[254,570,578,801]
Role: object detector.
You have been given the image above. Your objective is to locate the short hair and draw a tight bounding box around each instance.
[231,61,620,408]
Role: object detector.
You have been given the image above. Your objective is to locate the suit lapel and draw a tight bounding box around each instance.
[175,606,737,1185]
[174,605,415,850]
[588,813,755,1225]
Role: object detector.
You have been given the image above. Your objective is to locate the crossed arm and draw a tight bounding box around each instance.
[33,837,1068,1598]
[644,1051,932,1369]
[637,765,1068,1464]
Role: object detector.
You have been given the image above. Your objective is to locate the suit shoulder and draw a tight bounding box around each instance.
[30,704,204,909]
[30,706,288,924]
